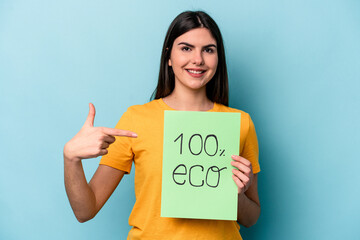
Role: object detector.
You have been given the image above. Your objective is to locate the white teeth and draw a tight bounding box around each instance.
[187,70,204,74]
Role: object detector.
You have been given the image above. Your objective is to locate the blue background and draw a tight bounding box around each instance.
[1,0,359,239]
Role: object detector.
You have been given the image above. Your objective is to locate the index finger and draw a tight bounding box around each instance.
[101,127,138,137]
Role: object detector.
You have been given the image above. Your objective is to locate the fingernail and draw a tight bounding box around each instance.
[132,133,138,137]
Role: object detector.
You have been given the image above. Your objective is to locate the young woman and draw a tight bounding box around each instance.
[64,11,260,240]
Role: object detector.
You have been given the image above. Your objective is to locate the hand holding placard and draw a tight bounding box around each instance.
[231,155,254,194]
[63,103,137,162]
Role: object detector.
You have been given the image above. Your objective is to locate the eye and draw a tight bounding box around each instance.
[181,46,191,52]
[204,48,215,53]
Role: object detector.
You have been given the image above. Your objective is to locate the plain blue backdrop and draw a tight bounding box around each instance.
[1,0,359,239]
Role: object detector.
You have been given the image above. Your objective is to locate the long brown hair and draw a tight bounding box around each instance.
[152,11,229,106]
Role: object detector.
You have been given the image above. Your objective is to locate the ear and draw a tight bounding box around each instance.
[166,47,172,66]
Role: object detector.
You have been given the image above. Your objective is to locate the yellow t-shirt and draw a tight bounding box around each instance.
[100,98,260,240]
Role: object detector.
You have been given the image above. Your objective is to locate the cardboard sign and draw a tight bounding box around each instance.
[161,111,241,220]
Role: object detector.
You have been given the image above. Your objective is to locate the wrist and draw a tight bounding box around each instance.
[237,192,246,200]
[63,142,81,163]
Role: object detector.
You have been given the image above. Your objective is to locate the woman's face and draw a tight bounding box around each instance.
[168,28,218,92]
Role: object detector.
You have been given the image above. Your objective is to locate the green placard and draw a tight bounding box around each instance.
[161,111,241,220]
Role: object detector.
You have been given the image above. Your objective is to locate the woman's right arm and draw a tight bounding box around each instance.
[63,103,137,223]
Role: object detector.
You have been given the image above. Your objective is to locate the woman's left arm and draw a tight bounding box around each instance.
[231,155,261,227]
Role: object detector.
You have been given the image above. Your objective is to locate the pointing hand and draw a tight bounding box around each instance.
[64,103,137,162]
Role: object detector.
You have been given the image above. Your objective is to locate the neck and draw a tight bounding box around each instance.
[163,86,213,111]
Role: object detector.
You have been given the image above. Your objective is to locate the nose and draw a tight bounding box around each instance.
[191,50,204,65]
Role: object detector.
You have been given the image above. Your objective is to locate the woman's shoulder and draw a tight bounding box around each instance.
[125,99,164,114]
[214,103,251,118]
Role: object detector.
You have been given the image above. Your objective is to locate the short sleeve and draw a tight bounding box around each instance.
[241,115,260,174]
[99,108,135,174]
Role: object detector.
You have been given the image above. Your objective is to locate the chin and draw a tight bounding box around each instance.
[185,80,207,89]
[175,77,211,92]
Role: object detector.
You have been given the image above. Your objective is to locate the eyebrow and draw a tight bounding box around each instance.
[178,42,217,48]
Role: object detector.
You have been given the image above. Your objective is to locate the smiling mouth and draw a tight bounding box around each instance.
[186,69,206,74]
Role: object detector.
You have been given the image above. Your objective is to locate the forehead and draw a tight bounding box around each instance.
[174,28,217,46]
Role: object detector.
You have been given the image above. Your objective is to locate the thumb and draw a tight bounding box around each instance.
[84,103,96,127]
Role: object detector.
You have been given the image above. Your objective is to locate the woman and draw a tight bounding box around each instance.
[64,11,260,239]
